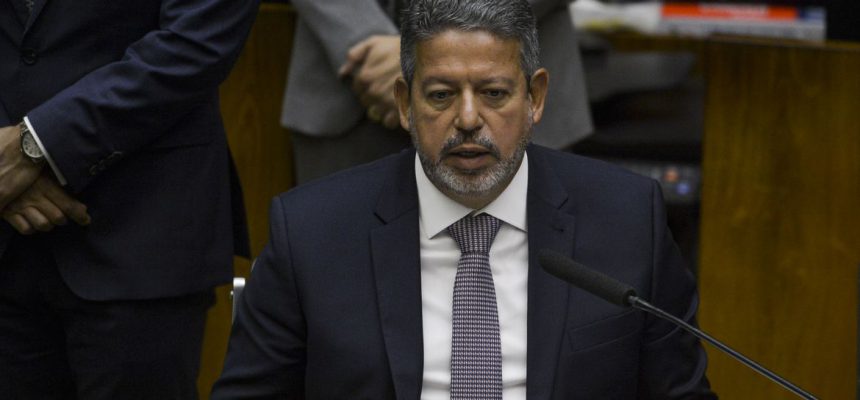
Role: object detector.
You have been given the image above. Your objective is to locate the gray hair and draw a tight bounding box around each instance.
[400,0,540,89]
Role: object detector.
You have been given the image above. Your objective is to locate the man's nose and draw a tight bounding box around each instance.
[454,91,483,133]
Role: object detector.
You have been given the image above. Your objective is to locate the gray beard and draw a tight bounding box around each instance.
[410,110,533,199]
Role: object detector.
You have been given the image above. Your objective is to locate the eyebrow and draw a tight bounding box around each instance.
[420,77,457,90]
[420,76,517,90]
[476,77,516,87]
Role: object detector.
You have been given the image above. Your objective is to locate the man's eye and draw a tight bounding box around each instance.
[484,89,506,98]
[430,91,450,101]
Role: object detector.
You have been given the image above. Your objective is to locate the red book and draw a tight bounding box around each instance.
[662,3,799,21]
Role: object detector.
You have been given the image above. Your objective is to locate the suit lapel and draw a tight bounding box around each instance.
[6,0,28,26]
[23,0,46,34]
[525,146,577,400]
[370,151,424,400]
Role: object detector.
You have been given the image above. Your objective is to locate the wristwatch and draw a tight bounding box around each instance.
[19,121,45,164]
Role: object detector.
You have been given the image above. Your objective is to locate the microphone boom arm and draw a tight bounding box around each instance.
[628,296,817,400]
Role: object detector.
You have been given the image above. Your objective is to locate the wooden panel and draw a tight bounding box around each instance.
[197,5,297,398]
[699,37,860,399]
[221,3,297,258]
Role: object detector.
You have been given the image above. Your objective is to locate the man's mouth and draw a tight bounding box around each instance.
[444,146,495,170]
[447,144,492,157]
[450,150,488,158]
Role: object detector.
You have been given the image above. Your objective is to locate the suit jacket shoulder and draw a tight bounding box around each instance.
[275,148,415,224]
[529,144,655,206]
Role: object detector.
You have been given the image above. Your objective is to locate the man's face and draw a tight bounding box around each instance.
[395,29,547,208]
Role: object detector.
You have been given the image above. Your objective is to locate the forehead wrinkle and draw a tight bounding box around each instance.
[413,30,525,96]
[420,76,457,89]
[417,59,520,85]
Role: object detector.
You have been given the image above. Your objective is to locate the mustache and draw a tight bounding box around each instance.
[439,132,501,159]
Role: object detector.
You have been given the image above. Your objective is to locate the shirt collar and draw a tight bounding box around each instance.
[415,152,529,239]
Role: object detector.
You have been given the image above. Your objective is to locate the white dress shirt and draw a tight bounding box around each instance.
[23,116,67,185]
[416,153,529,400]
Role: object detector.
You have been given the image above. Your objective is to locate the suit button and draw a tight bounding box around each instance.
[21,48,38,65]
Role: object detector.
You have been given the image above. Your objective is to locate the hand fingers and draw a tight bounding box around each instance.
[3,213,35,235]
[367,104,383,123]
[12,175,91,227]
[358,93,374,109]
[382,110,401,130]
[355,35,399,71]
[43,185,90,226]
[32,200,67,226]
[352,74,369,97]
[0,165,42,211]
[19,207,55,233]
[355,66,400,104]
[339,58,360,79]
[350,51,399,97]
[339,38,375,77]
[357,77,397,110]
[0,174,89,235]
[367,104,401,130]
[65,204,91,226]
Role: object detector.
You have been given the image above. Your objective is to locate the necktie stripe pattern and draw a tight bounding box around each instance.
[448,214,503,400]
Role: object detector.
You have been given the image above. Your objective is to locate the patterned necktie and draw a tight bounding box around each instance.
[24,0,34,15]
[448,214,503,399]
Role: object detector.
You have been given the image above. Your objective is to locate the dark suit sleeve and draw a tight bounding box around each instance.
[639,181,718,399]
[25,0,259,193]
[212,198,307,399]
[0,100,9,126]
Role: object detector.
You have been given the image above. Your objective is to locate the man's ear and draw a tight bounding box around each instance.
[528,68,549,124]
[394,77,411,131]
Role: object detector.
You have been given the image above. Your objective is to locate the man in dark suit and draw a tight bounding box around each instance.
[213,0,716,398]
[0,0,258,398]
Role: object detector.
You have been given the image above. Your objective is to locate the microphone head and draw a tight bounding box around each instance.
[538,249,637,307]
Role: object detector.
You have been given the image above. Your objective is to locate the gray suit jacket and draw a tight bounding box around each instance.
[281,0,593,150]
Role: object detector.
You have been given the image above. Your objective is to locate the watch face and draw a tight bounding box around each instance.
[22,131,44,159]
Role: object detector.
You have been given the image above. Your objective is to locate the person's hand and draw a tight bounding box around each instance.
[0,124,43,210]
[339,35,403,130]
[2,173,90,235]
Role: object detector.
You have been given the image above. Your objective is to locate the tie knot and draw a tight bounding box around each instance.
[447,214,501,255]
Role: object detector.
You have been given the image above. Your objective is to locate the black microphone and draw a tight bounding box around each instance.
[537,249,818,400]
[538,249,637,307]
